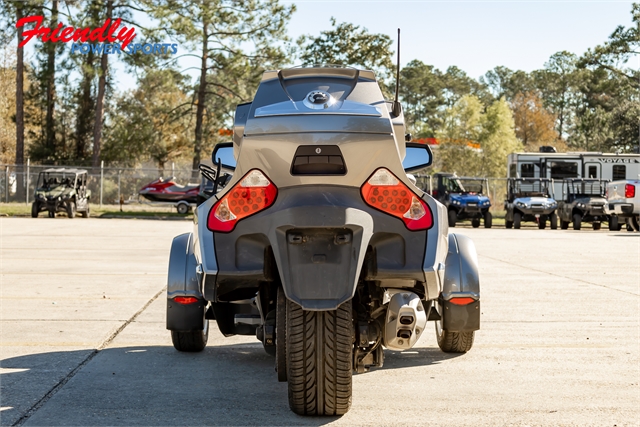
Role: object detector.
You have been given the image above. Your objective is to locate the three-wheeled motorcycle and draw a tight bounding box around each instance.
[166,66,481,416]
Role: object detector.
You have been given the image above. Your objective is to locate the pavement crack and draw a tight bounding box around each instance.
[11,286,166,427]
[479,254,639,297]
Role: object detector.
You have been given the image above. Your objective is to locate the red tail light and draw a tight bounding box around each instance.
[449,297,476,306]
[361,168,433,231]
[174,296,199,304]
[625,184,635,199]
[207,169,277,233]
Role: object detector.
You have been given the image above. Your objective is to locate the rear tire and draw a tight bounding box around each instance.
[286,300,353,416]
[31,202,39,218]
[609,215,619,231]
[448,209,457,227]
[48,210,55,218]
[573,213,582,230]
[471,218,480,228]
[514,212,522,229]
[561,220,569,230]
[484,211,492,228]
[549,213,558,230]
[592,222,601,231]
[171,319,209,352]
[505,220,513,229]
[81,205,90,218]
[435,302,474,353]
[538,216,546,229]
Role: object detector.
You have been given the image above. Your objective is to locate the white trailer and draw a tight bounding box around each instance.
[507,151,640,198]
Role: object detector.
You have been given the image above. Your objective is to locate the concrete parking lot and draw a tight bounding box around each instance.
[1,217,638,426]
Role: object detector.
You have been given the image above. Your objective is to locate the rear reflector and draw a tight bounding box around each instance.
[361,168,433,231]
[625,184,635,199]
[174,296,199,305]
[208,169,277,233]
[449,297,476,306]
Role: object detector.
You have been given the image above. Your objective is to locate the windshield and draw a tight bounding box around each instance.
[567,180,606,197]
[510,179,551,198]
[37,172,75,190]
[456,178,485,194]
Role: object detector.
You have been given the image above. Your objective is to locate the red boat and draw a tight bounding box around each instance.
[138,177,200,204]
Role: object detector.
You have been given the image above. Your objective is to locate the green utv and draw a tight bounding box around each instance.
[32,168,91,218]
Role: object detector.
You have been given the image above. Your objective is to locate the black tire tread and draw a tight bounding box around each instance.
[448,210,457,227]
[484,212,492,228]
[573,213,582,230]
[287,300,352,416]
[66,201,76,219]
[437,329,475,353]
[171,326,208,352]
[514,212,522,229]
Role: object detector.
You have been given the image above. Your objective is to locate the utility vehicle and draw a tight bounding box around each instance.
[557,178,608,230]
[430,173,492,228]
[32,168,90,218]
[504,178,557,229]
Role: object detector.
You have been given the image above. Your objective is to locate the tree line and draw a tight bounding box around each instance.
[0,1,638,179]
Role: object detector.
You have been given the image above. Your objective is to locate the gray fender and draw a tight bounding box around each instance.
[166,233,206,331]
[441,233,480,332]
[422,195,448,300]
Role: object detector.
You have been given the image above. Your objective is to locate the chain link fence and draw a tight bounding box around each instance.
[1,164,510,214]
[0,163,199,205]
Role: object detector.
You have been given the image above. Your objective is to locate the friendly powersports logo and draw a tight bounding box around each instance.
[16,15,177,55]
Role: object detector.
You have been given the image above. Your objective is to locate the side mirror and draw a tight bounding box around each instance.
[403,143,433,172]
[211,142,236,171]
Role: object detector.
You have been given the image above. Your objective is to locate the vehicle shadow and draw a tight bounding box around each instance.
[1,342,461,427]
[381,346,464,370]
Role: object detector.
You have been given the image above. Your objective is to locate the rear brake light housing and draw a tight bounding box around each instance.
[361,168,433,231]
[173,296,199,304]
[625,184,635,199]
[449,297,476,306]
[207,169,277,233]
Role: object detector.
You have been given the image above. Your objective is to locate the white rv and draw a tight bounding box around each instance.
[507,151,640,198]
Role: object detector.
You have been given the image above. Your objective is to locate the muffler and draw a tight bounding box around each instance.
[382,290,427,351]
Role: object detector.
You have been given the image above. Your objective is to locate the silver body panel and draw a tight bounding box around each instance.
[203,66,447,310]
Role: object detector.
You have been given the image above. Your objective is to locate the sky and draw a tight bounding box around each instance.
[282,0,636,79]
[18,1,638,91]
[139,0,637,91]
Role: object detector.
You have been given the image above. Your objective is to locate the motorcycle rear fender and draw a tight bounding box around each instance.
[441,233,480,332]
[166,233,207,332]
[270,205,373,310]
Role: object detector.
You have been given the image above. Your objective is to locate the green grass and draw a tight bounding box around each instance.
[0,202,193,219]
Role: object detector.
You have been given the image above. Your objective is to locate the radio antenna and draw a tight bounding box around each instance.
[392,28,401,116]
